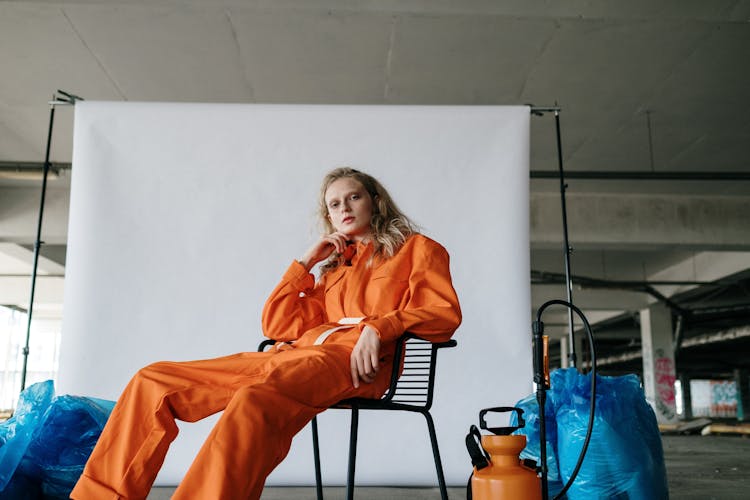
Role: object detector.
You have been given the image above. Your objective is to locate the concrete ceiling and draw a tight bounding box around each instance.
[1,0,749,371]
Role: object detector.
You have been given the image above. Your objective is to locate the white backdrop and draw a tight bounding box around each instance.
[59,102,531,486]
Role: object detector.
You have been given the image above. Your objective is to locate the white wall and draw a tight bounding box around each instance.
[59,102,531,486]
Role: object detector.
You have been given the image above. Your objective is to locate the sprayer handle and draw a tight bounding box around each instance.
[479,406,526,436]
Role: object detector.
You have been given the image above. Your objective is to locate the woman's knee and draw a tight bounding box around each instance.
[134,361,169,380]
[126,361,180,396]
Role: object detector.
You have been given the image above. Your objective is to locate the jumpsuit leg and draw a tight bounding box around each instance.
[72,345,390,500]
[173,343,388,499]
[70,351,275,500]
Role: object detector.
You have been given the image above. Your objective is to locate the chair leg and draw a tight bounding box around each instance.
[311,416,324,500]
[423,411,449,500]
[346,407,359,500]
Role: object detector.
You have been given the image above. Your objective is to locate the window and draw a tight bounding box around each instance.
[0,306,61,412]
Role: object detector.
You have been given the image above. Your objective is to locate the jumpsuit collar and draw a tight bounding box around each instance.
[347,240,373,267]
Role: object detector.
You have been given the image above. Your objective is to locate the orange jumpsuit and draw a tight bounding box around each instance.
[71,234,461,499]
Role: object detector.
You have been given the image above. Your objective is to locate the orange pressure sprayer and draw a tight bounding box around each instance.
[466,407,541,500]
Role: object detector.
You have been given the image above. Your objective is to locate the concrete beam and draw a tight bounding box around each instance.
[532,193,750,250]
[0,186,69,245]
[0,242,65,275]
[648,251,750,300]
[532,284,650,311]
[2,187,749,250]
[0,275,65,306]
[0,243,65,309]
[536,310,633,340]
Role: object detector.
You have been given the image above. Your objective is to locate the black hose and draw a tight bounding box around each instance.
[534,299,597,500]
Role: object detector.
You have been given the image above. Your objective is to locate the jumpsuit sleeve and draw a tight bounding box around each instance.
[362,238,462,343]
[261,260,327,342]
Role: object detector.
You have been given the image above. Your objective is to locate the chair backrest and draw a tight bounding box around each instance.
[373,334,457,411]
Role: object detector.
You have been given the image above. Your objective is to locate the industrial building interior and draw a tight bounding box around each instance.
[1,1,749,498]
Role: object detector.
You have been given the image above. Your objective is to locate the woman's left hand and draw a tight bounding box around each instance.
[350,325,381,388]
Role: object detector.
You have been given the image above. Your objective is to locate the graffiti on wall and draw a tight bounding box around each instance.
[690,380,738,417]
[654,348,676,420]
[710,381,737,417]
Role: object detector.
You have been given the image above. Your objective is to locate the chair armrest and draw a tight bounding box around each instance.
[403,332,457,350]
[258,335,456,354]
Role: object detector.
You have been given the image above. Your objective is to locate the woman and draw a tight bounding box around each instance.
[71,167,461,499]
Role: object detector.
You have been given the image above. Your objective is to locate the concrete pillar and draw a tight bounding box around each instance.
[735,369,749,422]
[679,373,693,420]
[641,303,678,424]
[571,329,585,369]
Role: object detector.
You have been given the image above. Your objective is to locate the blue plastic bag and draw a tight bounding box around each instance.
[549,368,669,500]
[0,381,54,491]
[22,395,115,497]
[0,381,115,498]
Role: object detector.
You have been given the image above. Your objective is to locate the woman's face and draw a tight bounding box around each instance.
[324,177,374,241]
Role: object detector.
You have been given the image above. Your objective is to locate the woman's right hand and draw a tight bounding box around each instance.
[299,232,351,271]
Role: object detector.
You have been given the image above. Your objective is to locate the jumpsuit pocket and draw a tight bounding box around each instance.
[364,274,409,307]
[322,269,346,294]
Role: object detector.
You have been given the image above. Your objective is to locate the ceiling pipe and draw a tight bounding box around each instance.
[7,164,750,182]
[582,324,750,368]
[530,170,750,181]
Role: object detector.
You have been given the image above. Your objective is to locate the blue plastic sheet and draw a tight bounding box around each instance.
[516,368,669,500]
[0,381,115,498]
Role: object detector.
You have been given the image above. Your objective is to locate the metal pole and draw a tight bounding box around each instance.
[20,90,81,392]
[530,105,577,368]
[554,109,577,368]
[20,101,56,392]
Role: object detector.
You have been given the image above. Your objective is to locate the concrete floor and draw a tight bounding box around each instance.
[662,434,749,500]
[148,434,750,499]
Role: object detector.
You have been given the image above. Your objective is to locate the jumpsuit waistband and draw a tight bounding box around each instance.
[313,317,365,345]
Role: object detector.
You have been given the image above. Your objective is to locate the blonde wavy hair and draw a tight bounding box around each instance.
[318,167,418,274]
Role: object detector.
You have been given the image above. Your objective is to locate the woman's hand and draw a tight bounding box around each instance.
[299,232,351,271]
[350,325,381,388]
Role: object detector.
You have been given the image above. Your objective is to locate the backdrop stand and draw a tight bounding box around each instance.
[530,105,577,369]
[20,90,83,392]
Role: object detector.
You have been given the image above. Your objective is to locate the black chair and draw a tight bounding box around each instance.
[258,333,457,500]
